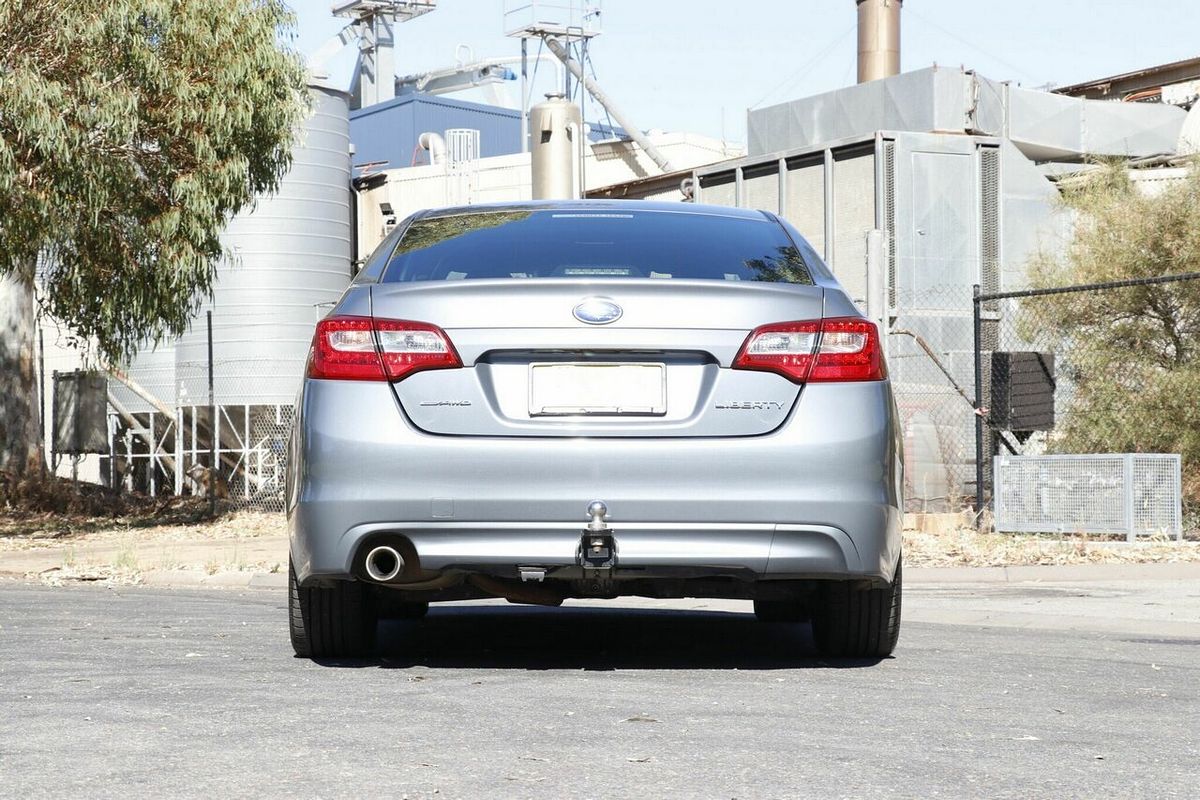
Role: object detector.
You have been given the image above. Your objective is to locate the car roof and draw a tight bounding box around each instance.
[415,199,773,222]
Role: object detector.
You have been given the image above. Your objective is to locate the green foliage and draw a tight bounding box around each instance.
[0,0,308,363]
[1027,162,1200,499]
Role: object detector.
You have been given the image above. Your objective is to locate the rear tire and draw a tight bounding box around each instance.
[811,559,902,658]
[753,598,806,623]
[289,558,378,658]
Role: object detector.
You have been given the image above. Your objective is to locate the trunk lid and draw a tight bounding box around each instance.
[371,279,825,437]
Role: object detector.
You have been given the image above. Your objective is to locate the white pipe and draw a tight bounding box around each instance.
[543,37,674,173]
[484,54,565,100]
[418,131,447,165]
[396,55,565,101]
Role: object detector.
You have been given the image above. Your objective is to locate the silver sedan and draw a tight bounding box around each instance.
[287,201,903,659]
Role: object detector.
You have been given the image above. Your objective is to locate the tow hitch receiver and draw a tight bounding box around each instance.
[580,500,616,569]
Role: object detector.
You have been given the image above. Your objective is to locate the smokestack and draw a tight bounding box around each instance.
[856,0,902,83]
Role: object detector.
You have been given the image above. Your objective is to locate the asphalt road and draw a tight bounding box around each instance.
[1,581,1197,799]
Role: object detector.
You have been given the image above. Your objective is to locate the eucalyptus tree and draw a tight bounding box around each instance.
[0,0,308,475]
[1028,163,1200,501]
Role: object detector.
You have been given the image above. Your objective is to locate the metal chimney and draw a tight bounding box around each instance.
[856,0,902,83]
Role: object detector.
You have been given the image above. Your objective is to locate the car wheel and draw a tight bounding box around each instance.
[811,559,902,658]
[289,557,378,658]
[752,598,806,623]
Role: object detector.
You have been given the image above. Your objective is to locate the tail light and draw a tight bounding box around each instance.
[307,315,461,382]
[733,316,885,383]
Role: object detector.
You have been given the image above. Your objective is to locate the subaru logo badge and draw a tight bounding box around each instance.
[573,298,623,325]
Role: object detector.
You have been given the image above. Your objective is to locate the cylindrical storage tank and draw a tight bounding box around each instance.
[175,80,352,406]
[856,0,902,83]
[531,94,582,200]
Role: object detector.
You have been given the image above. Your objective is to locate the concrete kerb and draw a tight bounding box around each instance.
[909,562,1200,583]
[138,570,288,589]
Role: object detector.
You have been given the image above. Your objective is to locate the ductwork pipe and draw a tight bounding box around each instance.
[418,131,447,165]
[542,37,674,173]
[856,0,902,83]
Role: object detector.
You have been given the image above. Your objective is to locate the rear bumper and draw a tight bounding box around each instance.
[288,379,903,587]
[290,519,894,583]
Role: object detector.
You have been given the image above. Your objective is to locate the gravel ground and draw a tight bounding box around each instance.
[1,581,1197,799]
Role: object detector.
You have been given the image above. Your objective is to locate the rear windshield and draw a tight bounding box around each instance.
[380,209,814,284]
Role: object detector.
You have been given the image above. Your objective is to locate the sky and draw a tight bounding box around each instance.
[291,0,1200,144]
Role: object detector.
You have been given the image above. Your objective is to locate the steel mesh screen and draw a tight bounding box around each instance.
[994,454,1181,539]
[1132,455,1182,536]
[979,146,1001,302]
[882,140,896,310]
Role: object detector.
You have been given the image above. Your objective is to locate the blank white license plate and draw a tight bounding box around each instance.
[529,363,666,416]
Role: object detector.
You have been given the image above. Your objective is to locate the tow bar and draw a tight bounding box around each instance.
[579,501,617,593]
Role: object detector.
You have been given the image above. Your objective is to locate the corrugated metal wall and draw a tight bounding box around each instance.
[349,94,522,169]
[829,148,876,305]
[784,156,826,258]
[741,162,779,215]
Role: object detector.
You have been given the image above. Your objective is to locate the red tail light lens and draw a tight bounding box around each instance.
[374,318,463,381]
[307,316,461,382]
[733,317,885,383]
[731,321,822,383]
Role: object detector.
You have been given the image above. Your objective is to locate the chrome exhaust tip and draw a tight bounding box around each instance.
[364,545,404,582]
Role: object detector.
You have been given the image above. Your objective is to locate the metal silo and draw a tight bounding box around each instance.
[530,94,583,199]
[176,80,352,406]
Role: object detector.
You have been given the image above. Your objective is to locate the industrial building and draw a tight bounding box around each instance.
[41,0,1199,513]
[686,64,1189,506]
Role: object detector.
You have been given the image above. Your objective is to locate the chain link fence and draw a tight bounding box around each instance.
[889,285,979,513]
[973,272,1200,531]
[105,309,312,514]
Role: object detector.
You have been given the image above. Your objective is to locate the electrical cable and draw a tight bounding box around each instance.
[906,7,1036,83]
[584,42,617,136]
[749,22,857,109]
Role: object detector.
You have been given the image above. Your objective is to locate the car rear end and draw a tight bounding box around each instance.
[287,202,903,659]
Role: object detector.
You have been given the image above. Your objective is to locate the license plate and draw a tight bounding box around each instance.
[529,363,666,416]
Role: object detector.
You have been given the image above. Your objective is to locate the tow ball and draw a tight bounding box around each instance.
[580,500,616,570]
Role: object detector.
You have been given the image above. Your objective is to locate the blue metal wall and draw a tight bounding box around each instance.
[349,94,522,169]
[349,93,631,170]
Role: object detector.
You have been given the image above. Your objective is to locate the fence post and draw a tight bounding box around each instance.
[972,284,984,525]
[38,327,46,475]
[1173,455,1183,541]
[207,310,216,518]
[1122,454,1135,543]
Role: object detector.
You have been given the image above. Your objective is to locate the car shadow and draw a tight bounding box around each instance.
[313,605,886,670]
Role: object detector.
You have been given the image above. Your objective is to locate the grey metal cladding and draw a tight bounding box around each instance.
[747,66,1185,160]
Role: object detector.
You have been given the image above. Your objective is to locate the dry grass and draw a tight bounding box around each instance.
[0,511,285,553]
[903,513,1200,567]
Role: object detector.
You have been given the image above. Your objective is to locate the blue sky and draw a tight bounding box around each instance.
[291,0,1199,142]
